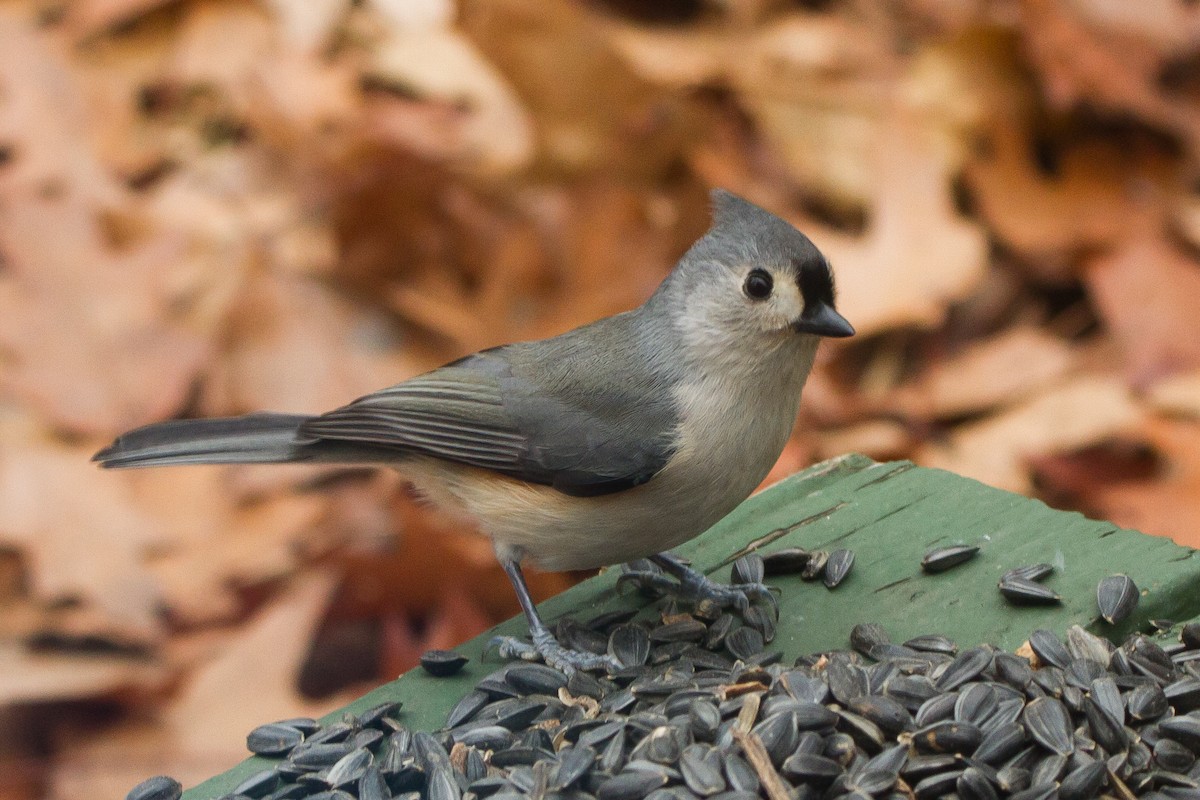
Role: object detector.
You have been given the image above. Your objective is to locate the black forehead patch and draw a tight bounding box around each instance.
[796,256,835,307]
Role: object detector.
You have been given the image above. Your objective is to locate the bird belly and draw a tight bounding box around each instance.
[397,456,743,571]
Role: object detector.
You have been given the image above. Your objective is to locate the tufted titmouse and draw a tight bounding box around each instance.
[94,190,853,673]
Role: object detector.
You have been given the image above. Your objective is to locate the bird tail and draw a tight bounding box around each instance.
[93,413,314,469]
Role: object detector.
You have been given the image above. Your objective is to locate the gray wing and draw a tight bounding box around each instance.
[295,341,680,497]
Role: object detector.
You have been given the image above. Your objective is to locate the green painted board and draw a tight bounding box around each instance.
[185,454,1200,800]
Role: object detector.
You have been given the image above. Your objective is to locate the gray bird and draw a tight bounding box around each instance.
[93,189,854,673]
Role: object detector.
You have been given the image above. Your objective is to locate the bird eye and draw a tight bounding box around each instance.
[743,269,773,300]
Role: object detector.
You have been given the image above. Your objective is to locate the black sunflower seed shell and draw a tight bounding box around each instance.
[730,554,765,585]
[761,547,812,576]
[1097,574,1139,625]
[1002,563,1054,583]
[126,776,183,800]
[998,577,1061,605]
[921,544,979,573]
[419,649,468,677]
[1023,696,1074,756]
[823,548,855,588]
[247,722,306,756]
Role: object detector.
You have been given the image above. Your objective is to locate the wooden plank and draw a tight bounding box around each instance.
[184,455,1200,800]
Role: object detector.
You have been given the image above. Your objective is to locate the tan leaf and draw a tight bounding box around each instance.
[49,572,344,799]
[1146,370,1200,418]
[202,273,419,415]
[898,327,1076,418]
[1085,230,1200,387]
[919,375,1144,492]
[0,646,165,707]
[365,27,534,176]
[0,437,164,638]
[1087,418,1200,547]
[808,107,988,336]
[965,123,1166,267]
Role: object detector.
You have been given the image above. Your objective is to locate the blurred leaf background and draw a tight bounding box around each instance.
[0,0,1199,797]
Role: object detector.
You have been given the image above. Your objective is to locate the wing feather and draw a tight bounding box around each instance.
[295,343,678,496]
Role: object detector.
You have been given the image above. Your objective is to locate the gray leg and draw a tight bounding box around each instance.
[489,556,621,675]
[628,552,778,614]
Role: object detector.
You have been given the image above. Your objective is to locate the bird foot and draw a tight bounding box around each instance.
[619,558,779,616]
[489,628,621,676]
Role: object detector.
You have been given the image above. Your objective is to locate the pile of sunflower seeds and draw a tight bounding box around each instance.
[128,604,1200,800]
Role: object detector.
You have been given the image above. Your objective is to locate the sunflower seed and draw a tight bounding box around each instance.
[597,769,669,800]
[326,747,373,787]
[247,723,306,756]
[1129,682,1171,720]
[999,577,1061,605]
[1028,629,1071,669]
[730,554,765,585]
[232,769,280,799]
[651,617,707,643]
[921,544,979,573]
[781,752,843,784]
[848,622,890,656]
[800,550,828,580]
[419,649,468,677]
[935,646,992,691]
[1161,715,1200,749]
[609,624,651,668]
[903,634,958,655]
[505,663,568,695]
[126,776,182,800]
[1023,696,1074,755]
[823,548,855,588]
[974,721,1028,765]
[760,547,811,576]
[1003,563,1054,583]
[679,744,725,795]
[1098,574,1140,624]
[957,765,1000,800]
[913,720,983,754]
[724,627,764,661]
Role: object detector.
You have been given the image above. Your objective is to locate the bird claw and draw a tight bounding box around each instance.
[678,572,780,618]
[616,563,676,598]
[488,631,621,676]
[619,557,780,619]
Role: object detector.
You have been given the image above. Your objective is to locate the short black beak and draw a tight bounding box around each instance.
[793,301,855,338]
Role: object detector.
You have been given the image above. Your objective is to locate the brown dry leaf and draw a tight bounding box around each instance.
[1146,370,1200,417]
[0,190,212,434]
[49,572,344,800]
[0,645,165,707]
[805,106,988,336]
[733,12,896,208]
[897,326,1076,418]
[1085,417,1200,546]
[261,0,349,54]
[202,272,419,415]
[919,375,1144,492]
[813,420,913,463]
[965,123,1167,267]
[1017,0,1200,152]
[1085,229,1200,387]
[363,21,535,176]
[0,437,164,640]
[0,10,212,434]
[63,0,180,39]
[459,0,696,177]
[145,491,329,626]
[601,19,739,88]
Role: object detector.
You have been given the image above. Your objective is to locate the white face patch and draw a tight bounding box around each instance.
[741,264,805,334]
